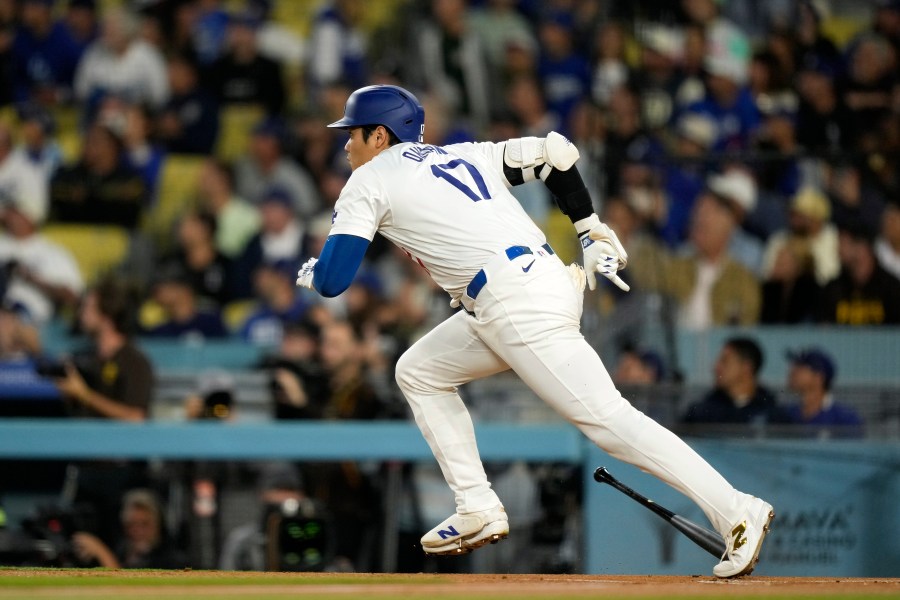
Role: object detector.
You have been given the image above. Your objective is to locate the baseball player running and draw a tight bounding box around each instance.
[296,84,774,578]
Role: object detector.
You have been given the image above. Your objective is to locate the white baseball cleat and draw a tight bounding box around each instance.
[421,505,509,555]
[713,497,775,578]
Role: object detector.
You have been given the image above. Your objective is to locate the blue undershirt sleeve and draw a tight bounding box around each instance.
[312,234,370,297]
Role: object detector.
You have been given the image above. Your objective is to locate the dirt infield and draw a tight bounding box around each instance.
[1,569,899,600]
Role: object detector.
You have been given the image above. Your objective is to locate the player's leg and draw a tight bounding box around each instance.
[475,260,750,536]
[395,310,511,553]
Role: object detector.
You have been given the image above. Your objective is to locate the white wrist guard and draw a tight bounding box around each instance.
[573,213,601,236]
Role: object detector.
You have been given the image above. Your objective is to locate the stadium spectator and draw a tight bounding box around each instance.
[63,0,99,55]
[12,0,83,105]
[204,10,284,115]
[119,101,166,205]
[232,187,311,298]
[633,24,686,131]
[795,55,850,156]
[469,0,536,85]
[505,74,559,138]
[415,0,490,130]
[74,7,169,111]
[72,488,187,569]
[654,190,761,329]
[234,118,320,219]
[537,10,591,134]
[784,348,863,436]
[704,168,764,275]
[0,169,82,324]
[841,34,893,151]
[305,319,386,571]
[56,277,152,421]
[162,210,235,307]
[684,18,759,151]
[682,337,789,426]
[247,0,305,66]
[144,265,228,340]
[875,198,900,280]
[50,121,146,228]
[590,20,629,108]
[306,0,368,97]
[826,160,886,238]
[157,53,220,155]
[259,318,328,420]
[0,120,49,221]
[613,347,665,385]
[219,462,333,571]
[659,112,717,246]
[816,220,900,325]
[761,187,839,323]
[197,158,260,259]
[13,102,63,179]
[239,259,315,346]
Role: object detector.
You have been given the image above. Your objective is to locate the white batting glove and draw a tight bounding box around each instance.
[295,257,318,289]
[575,215,630,292]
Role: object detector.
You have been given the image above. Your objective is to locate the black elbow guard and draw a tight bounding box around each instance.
[545,166,594,223]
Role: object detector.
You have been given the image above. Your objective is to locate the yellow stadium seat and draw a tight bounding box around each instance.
[215,104,266,162]
[143,154,206,251]
[41,223,130,285]
[222,299,258,333]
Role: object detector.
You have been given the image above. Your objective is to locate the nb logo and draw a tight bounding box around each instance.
[730,521,747,552]
[522,260,535,273]
[437,526,460,540]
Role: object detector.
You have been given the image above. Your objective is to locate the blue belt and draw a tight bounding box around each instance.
[465,243,555,300]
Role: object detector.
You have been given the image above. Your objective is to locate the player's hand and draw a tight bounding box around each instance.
[579,220,629,292]
[295,257,318,289]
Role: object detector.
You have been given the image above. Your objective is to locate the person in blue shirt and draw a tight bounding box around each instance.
[785,348,863,436]
[536,11,590,136]
[12,0,83,104]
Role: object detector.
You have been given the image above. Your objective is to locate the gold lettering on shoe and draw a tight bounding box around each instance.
[731,521,747,551]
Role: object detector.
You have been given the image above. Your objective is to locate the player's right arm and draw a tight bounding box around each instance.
[457,132,630,292]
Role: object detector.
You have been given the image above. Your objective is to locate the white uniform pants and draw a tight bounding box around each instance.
[395,248,749,535]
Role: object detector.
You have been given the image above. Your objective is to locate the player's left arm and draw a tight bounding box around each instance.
[295,234,370,297]
[499,131,630,292]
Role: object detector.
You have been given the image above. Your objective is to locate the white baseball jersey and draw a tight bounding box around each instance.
[328,141,547,300]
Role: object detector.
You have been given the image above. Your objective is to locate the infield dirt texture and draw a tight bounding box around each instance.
[1,569,899,600]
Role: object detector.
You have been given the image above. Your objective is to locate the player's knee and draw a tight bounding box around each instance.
[394,349,420,394]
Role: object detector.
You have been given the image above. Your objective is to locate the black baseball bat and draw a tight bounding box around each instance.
[593,466,726,558]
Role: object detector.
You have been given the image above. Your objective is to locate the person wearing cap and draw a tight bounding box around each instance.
[634,23,686,130]
[659,112,717,246]
[306,0,367,99]
[683,337,789,428]
[239,258,318,346]
[682,15,760,151]
[816,220,900,325]
[204,9,284,115]
[785,348,862,435]
[705,167,764,275]
[144,263,228,340]
[875,198,900,281]
[233,186,312,299]
[13,103,62,178]
[795,54,850,155]
[0,120,49,222]
[233,117,321,220]
[762,186,840,287]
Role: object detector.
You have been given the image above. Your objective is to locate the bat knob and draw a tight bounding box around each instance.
[593,467,614,484]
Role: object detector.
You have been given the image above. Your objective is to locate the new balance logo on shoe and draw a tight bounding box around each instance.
[437,526,460,540]
[730,521,747,551]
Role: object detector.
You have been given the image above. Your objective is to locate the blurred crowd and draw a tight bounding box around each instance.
[0,0,898,574]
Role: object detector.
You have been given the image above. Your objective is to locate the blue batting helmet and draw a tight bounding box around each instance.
[328,85,425,143]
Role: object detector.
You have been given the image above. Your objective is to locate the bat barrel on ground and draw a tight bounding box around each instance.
[593,467,727,559]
